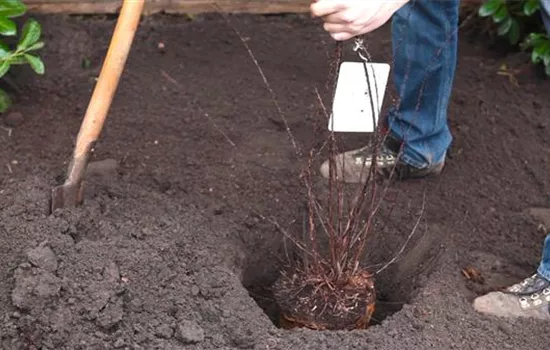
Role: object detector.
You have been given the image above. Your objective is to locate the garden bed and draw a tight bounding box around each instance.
[0,12,549,349]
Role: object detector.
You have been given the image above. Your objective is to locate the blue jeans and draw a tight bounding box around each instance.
[386,0,459,169]
[540,5,550,280]
[538,234,550,280]
[539,3,550,281]
[385,0,550,280]
[543,0,550,34]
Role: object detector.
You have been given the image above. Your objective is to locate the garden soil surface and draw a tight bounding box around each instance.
[1,12,550,350]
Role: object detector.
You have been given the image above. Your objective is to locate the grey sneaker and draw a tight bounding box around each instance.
[319,135,444,183]
[473,273,550,321]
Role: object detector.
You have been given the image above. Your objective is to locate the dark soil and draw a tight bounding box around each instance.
[1,12,549,350]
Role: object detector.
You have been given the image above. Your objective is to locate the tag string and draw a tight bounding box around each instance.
[353,37,370,62]
[353,36,380,135]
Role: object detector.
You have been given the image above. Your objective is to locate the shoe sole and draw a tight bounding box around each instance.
[320,161,445,184]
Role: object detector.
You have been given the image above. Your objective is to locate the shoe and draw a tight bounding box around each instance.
[319,135,445,183]
[473,273,550,321]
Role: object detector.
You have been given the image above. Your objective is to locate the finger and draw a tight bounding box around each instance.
[310,0,347,18]
[357,2,405,34]
[323,10,358,24]
[323,22,358,35]
[330,31,354,41]
[359,18,386,35]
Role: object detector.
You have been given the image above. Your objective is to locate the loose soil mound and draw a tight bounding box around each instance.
[0,13,549,350]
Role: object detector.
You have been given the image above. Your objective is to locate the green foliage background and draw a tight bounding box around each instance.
[477,0,550,75]
[0,0,44,113]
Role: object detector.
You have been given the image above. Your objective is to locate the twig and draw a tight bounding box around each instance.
[160,70,237,148]
[204,112,236,147]
[1,126,12,137]
[215,4,301,156]
[255,211,318,263]
[375,190,427,275]
[160,69,183,88]
[458,9,478,30]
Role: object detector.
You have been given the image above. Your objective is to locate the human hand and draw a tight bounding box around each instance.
[310,0,409,41]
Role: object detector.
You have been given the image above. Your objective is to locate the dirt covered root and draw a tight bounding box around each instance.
[273,267,376,331]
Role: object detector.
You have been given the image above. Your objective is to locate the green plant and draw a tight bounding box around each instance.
[522,32,550,75]
[478,0,550,75]
[0,0,45,113]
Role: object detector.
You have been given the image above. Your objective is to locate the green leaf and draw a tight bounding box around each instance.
[0,60,10,78]
[540,42,550,60]
[532,51,539,63]
[0,88,12,113]
[17,19,41,51]
[522,33,548,50]
[8,55,26,65]
[0,17,16,36]
[545,62,550,76]
[524,33,541,46]
[523,0,540,16]
[497,17,512,36]
[0,0,27,18]
[81,57,91,69]
[543,54,550,67]
[24,53,45,74]
[533,42,550,60]
[492,5,508,23]
[532,47,542,63]
[26,41,44,52]
[479,0,502,17]
[507,19,520,45]
[0,41,11,58]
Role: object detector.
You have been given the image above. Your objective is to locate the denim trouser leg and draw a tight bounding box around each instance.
[530,3,550,280]
[537,234,550,280]
[542,0,550,35]
[386,0,459,169]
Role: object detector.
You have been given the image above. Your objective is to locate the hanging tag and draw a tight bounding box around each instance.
[329,61,390,133]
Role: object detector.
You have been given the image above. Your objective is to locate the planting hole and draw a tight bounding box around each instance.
[241,222,442,329]
[242,255,425,329]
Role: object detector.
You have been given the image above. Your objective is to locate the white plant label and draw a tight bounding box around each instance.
[329,61,390,133]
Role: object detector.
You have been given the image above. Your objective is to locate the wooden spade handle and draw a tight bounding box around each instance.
[73,0,144,158]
